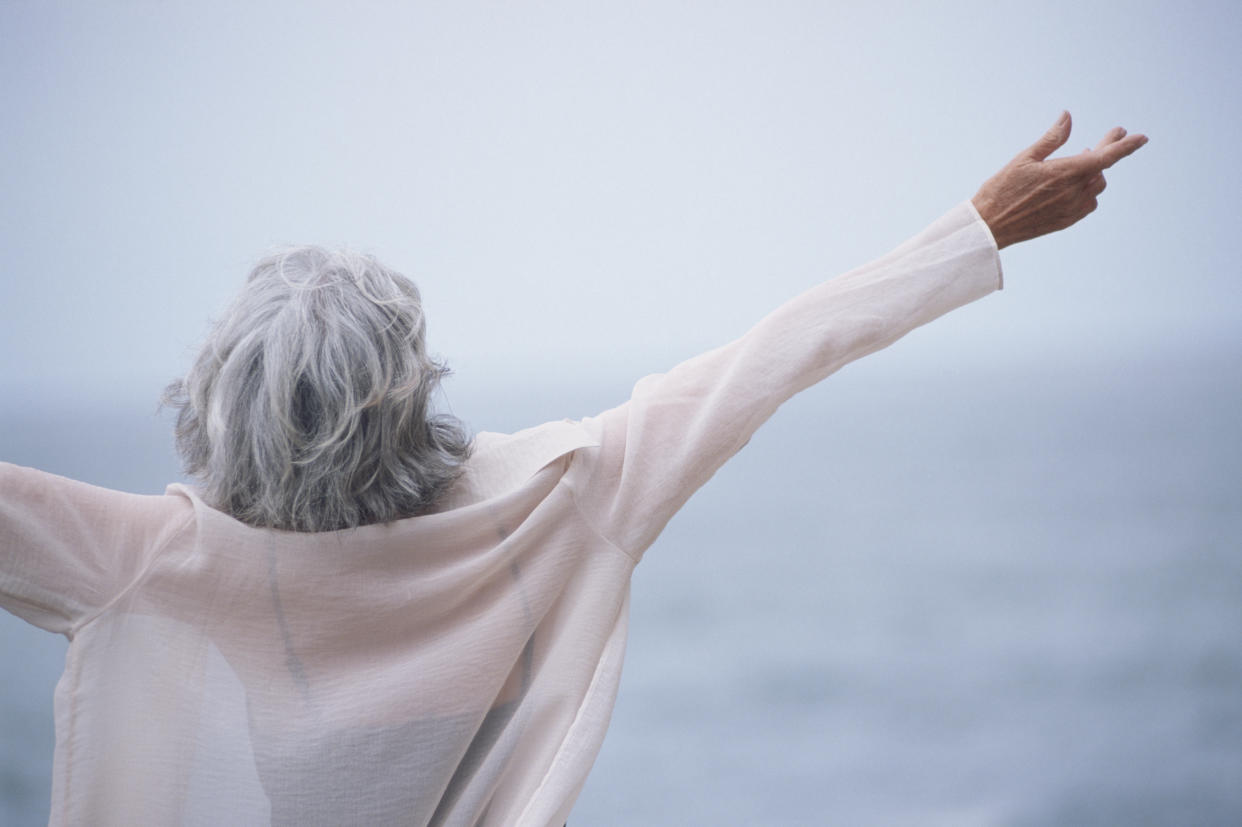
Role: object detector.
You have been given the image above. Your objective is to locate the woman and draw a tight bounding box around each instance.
[1,113,1145,826]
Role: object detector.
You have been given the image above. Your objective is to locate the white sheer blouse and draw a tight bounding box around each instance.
[0,201,1001,826]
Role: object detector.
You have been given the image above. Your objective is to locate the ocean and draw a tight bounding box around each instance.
[2,344,1239,825]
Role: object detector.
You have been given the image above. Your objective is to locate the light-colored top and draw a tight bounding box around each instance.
[0,201,1001,827]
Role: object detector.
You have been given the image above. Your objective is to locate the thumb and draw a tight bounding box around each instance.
[1025,110,1072,161]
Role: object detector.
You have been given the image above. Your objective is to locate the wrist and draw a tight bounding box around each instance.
[970,194,1010,250]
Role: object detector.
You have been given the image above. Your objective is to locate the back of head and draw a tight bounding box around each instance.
[164,247,472,532]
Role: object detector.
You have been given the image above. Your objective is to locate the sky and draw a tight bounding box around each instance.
[2,0,1238,423]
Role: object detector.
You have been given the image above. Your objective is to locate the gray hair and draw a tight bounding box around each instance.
[163,246,472,532]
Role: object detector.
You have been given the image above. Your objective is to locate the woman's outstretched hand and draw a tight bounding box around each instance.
[971,111,1148,250]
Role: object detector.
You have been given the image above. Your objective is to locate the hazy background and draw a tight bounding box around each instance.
[2,1,1239,824]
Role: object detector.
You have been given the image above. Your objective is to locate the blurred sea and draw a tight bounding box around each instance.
[2,344,1240,825]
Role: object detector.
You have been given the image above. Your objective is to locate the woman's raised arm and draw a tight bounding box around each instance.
[567,112,1147,561]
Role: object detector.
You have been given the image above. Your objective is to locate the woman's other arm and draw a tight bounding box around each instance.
[0,463,192,636]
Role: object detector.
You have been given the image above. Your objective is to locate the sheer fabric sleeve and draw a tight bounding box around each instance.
[0,462,192,636]
[569,200,1003,560]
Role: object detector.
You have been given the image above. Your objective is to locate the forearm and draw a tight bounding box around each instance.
[577,200,1002,558]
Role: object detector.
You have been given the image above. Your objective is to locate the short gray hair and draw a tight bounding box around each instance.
[163,246,472,532]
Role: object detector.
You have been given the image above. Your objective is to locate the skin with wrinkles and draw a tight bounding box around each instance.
[972,111,1148,250]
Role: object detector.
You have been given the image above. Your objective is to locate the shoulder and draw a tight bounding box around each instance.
[436,419,600,510]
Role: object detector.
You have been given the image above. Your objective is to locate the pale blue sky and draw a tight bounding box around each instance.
[1,0,1238,415]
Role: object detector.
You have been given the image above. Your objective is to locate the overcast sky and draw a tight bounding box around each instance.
[2,0,1238,418]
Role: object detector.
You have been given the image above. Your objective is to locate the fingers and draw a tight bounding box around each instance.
[1064,130,1149,174]
[1094,126,1126,152]
[1096,132,1148,169]
[1025,110,1072,161]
